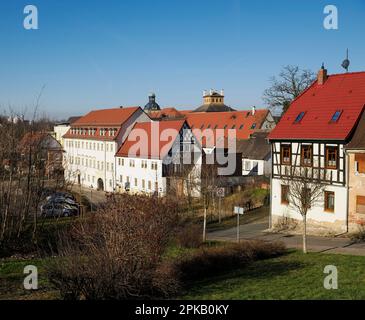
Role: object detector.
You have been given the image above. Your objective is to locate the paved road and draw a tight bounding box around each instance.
[208,220,365,256]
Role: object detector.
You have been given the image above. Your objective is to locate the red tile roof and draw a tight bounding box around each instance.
[148,107,185,120]
[269,71,365,141]
[63,107,142,141]
[116,120,186,159]
[185,109,270,140]
[73,107,141,126]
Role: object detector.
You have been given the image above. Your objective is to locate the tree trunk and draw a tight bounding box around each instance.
[303,214,307,254]
[203,207,207,242]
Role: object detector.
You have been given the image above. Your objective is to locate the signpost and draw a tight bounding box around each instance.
[234,206,245,243]
[216,188,225,224]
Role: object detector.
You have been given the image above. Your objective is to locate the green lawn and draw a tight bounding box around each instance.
[181,250,365,300]
[0,258,59,300]
[2,249,365,300]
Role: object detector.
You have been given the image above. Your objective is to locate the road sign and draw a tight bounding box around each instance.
[234,206,245,215]
[216,188,225,198]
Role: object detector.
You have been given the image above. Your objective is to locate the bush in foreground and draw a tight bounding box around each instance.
[46,194,179,300]
[171,240,286,284]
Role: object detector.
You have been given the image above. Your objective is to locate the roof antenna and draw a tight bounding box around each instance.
[341,49,350,73]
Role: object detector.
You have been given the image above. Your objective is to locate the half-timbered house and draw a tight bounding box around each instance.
[269,67,365,233]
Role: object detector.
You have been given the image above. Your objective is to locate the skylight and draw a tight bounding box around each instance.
[294,112,305,123]
[330,110,343,123]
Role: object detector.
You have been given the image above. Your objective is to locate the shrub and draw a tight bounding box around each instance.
[171,240,286,284]
[175,223,202,249]
[46,194,179,300]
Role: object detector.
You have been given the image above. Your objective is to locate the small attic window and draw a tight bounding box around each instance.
[239,124,244,130]
[294,112,305,124]
[200,124,204,130]
[251,123,257,129]
[330,110,343,123]
[224,125,228,129]
[231,125,236,129]
[214,125,218,129]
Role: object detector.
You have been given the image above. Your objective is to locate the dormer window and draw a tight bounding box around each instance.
[330,110,343,123]
[294,112,305,124]
[239,124,244,130]
[251,123,257,129]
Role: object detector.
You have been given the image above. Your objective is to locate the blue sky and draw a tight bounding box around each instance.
[1,0,365,119]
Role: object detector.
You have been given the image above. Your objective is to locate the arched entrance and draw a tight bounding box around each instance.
[97,178,104,191]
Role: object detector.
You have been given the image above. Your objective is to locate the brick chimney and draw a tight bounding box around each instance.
[317,64,328,85]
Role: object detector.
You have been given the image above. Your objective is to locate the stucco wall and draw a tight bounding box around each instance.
[271,177,348,233]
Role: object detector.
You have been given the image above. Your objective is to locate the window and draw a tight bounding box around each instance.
[142,179,145,189]
[148,181,152,190]
[223,125,227,129]
[281,185,289,205]
[324,191,335,212]
[251,123,257,129]
[330,110,343,123]
[325,146,338,169]
[130,160,135,167]
[294,112,305,123]
[120,175,123,183]
[231,125,236,129]
[355,154,365,174]
[356,196,365,214]
[239,124,244,130]
[118,158,121,166]
[301,145,313,166]
[281,145,291,165]
[244,161,251,171]
[134,178,137,187]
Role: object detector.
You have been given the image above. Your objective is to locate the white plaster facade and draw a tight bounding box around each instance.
[115,123,202,196]
[63,108,151,192]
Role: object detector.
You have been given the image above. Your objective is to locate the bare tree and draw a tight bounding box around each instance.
[282,168,325,253]
[263,65,315,116]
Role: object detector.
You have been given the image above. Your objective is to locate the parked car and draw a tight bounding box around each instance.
[41,202,79,218]
[46,192,75,202]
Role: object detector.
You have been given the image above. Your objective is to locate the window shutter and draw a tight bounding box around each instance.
[355,154,365,173]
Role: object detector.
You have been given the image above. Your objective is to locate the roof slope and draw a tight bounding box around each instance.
[346,110,365,149]
[148,108,185,120]
[116,120,186,159]
[236,132,271,160]
[269,71,365,141]
[73,107,140,126]
[19,132,62,151]
[186,109,270,140]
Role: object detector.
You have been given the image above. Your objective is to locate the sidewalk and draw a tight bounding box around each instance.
[207,222,365,256]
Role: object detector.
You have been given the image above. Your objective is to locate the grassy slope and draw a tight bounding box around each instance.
[2,249,365,300]
[182,250,365,300]
[0,258,59,300]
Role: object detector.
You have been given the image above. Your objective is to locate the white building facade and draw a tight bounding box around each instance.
[63,107,151,192]
[115,120,202,196]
